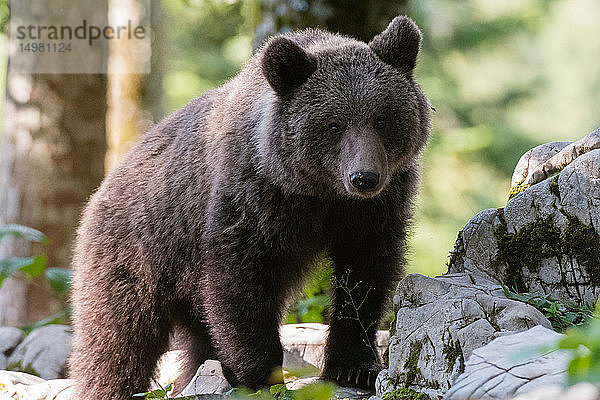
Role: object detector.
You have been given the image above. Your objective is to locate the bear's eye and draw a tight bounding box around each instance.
[375,115,386,129]
[328,122,343,134]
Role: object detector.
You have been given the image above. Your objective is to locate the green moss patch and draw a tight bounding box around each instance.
[7,360,39,377]
[549,175,560,198]
[403,341,423,387]
[494,213,600,292]
[381,387,430,400]
[494,215,561,292]
[447,230,465,269]
[443,340,464,373]
[508,183,530,200]
[564,216,600,285]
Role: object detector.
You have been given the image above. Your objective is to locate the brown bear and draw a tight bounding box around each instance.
[69,15,431,399]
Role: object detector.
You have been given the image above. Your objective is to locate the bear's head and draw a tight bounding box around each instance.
[260,16,431,199]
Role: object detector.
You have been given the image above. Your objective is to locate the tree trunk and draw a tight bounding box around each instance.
[0,72,107,326]
[106,0,164,170]
[0,0,108,325]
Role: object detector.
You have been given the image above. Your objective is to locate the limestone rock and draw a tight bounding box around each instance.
[449,147,600,306]
[7,325,72,380]
[511,382,599,400]
[523,127,600,186]
[511,141,571,187]
[181,360,232,396]
[0,327,25,369]
[445,326,569,400]
[280,323,389,370]
[377,273,551,399]
[0,371,74,400]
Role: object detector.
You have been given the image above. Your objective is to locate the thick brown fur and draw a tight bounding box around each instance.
[69,16,431,399]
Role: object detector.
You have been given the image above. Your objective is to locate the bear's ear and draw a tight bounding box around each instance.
[368,16,422,76]
[261,37,317,97]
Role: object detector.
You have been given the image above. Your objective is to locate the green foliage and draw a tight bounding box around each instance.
[6,360,39,377]
[20,307,72,335]
[0,224,49,286]
[405,0,600,276]
[227,382,334,400]
[45,267,72,294]
[0,224,49,244]
[0,224,73,331]
[381,387,430,400]
[285,260,332,324]
[133,383,174,399]
[558,317,600,385]
[503,287,594,332]
[162,0,254,112]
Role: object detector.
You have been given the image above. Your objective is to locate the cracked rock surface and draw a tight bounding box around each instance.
[376,273,551,399]
[444,326,568,400]
[379,129,600,399]
[517,127,600,187]
[449,145,600,306]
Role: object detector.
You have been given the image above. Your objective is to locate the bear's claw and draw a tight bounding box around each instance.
[326,363,381,390]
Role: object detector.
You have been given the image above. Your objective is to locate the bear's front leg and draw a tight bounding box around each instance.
[322,232,402,389]
[201,230,289,391]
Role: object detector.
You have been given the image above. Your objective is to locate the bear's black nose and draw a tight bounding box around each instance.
[349,171,380,192]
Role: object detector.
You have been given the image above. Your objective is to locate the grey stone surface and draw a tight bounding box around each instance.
[377,273,551,399]
[280,323,389,370]
[523,127,600,186]
[511,382,600,400]
[512,141,571,187]
[449,148,600,306]
[181,360,232,396]
[445,326,569,400]
[7,324,72,380]
[0,371,74,400]
[0,327,24,369]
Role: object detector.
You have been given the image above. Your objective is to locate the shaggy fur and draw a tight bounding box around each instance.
[69,16,431,399]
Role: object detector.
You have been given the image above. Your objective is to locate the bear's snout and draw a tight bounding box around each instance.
[339,129,388,198]
[349,171,380,192]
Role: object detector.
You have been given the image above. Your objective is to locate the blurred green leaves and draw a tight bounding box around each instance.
[0,224,49,286]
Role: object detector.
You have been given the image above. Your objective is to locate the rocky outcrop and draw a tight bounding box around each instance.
[376,273,551,398]
[0,327,24,370]
[180,360,232,397]
[0,370,74,400]
[449,147,600,305]
[5,325,72,380]
[280,323,388,370]
[379,127,600,400]
[445,326,568,400]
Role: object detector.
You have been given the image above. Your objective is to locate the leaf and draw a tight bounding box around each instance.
[20,307,72,334]
[45,268,72,293]
[0,257,33,284]
[20,255,47,278]
[0,224,49,244]
[0,256,46,285]
[293,382,335,400]
[269,383,287,398]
